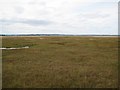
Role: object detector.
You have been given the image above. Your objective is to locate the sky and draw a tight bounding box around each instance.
[0,0,119,35]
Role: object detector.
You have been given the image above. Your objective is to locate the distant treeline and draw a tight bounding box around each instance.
[0,34,119,36]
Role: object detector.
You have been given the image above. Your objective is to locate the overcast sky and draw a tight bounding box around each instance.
[0,0,119,35]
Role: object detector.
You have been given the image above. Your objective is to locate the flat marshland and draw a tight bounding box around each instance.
[2,36,118,88]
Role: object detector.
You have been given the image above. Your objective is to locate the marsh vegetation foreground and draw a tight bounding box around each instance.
[2,36,118,88]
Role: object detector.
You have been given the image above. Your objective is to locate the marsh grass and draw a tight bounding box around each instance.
[2,36,118,88]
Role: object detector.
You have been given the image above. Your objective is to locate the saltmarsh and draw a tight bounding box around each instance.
[2,36,118,88]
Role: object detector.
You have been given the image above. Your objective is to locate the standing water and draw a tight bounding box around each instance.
[0,46,29,50]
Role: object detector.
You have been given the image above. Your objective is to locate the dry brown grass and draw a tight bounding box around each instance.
[2,36,118,88]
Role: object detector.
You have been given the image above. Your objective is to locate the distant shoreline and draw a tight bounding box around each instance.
[0,34,119,37]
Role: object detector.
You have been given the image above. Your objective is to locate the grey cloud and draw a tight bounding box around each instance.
[0,19,51,26]
[14,6,24,14]
[82,13,110,19]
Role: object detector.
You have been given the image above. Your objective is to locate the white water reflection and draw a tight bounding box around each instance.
[0,46,29,50]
